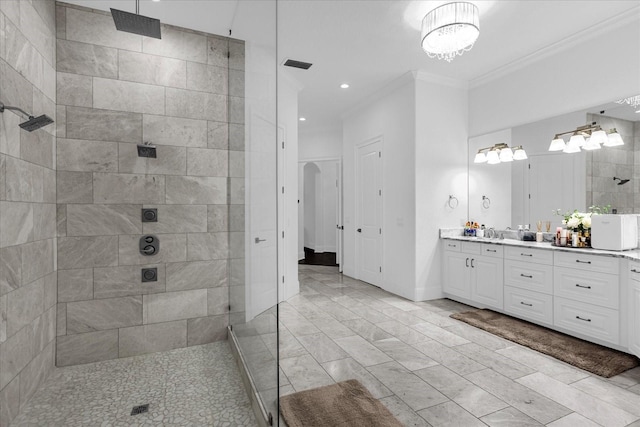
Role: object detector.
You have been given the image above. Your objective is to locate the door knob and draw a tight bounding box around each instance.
[357,228,362,233]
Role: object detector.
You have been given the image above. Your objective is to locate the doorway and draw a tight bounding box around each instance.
[298,159,342,268]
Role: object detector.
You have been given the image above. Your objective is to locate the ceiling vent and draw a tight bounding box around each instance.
[283,59,313,70]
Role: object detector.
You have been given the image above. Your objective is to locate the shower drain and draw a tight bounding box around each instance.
[131,404,150,416]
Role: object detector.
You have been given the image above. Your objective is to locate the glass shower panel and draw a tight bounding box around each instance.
[228,1,279,424]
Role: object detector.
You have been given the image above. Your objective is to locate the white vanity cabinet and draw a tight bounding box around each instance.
[504,247,553,325]
[442,241,503,310]
[628,260,640,357]
[553,252,621,346]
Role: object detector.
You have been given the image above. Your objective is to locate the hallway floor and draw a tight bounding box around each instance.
[10,342,256,427]
[280,265,640,427]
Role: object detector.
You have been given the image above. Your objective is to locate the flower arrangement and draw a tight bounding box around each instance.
[552,204,610,231]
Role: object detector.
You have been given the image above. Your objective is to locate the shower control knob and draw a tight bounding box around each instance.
[139,235,159,256]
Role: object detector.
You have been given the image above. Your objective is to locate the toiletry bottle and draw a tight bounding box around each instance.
[517,225,524,240]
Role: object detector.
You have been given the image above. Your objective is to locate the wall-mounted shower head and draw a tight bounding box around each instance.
[613,177,630,185]
[0,102,54,132]
[137,142,157,158]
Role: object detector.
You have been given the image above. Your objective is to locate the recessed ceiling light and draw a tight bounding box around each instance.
[299,117,306,121]
[340,83,350,89]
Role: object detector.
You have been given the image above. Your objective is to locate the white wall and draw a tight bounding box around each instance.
[414,76,469,301]
[299,127,343,160]
[469,17,640,137]
[343,74,417,299]
[468,129,512,229]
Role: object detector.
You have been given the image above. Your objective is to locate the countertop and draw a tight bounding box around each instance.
[440,233,640,262]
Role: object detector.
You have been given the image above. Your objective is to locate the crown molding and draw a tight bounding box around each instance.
[470,4,640,89]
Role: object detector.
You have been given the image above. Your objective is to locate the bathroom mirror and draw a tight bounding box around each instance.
[468,95,639,231]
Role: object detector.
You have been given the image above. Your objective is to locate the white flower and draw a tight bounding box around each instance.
[567,217,581,229]
[582,215,592,228]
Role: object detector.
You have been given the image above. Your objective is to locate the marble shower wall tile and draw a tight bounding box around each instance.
[143,289,208,324]
[93,173,165,204]
[118,320,187,357]
[65,7,141,51]
[56,329,119,366]
[57,72,92,108]
[4,156,44,202]
[56,39,117,78]
[0,201,33,248]
[165,259,228,291]
[57,138,118,173]
[119,50,187,88]
[93,77,165,115]
[66,107,142,143]
[165,176,227,204]
[93,264,165,299]
[142,205,207,234]
[66,296,142,334]
[143,26,207,63]
[118,143,186,175]
[52,2,244,367]
[142,115,207,148]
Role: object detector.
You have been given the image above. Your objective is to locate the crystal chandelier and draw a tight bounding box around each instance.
[474,143,527,164]
[614,95,640,109]
[421,2,480,62]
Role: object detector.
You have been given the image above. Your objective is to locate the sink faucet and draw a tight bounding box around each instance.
[487,228,496,238]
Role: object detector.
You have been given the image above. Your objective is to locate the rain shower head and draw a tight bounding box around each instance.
[613,177,630,185]
[20,115,54,132]
[111,1,161,39]
[0,102,54,132]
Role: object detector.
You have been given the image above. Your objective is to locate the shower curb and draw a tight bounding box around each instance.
[228,327,271,427]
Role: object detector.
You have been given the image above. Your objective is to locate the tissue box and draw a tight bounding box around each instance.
[590,214,638,251]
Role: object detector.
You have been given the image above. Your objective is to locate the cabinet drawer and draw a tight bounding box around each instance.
[504,286,553,325]
[553,252,619,274]
[504,260,553,294]
[629,260,640,283]
[461,242,481,255]
[443,240,462,252]
[505,246,553,264]
[554,267,619,309]
[481,244,503,258]
[553,296,619,345]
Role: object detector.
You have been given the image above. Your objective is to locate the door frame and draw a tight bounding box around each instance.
[298,156,343,269]
[354,136,383,286]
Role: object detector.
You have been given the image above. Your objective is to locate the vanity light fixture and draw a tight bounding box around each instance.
[474,143,527,165]
[421,2,479,62]
[549,124,624,153]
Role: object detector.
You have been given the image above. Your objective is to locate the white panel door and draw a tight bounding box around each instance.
[356,140,382,286]
[246,113,277,320]
[337,161,343,272]
[528,153,585,228]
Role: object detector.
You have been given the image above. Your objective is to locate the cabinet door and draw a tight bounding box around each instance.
[443,252,471,299]
[629,279,640,357]
[471,255,504,310]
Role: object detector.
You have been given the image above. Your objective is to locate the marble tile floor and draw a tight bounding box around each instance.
[10,342,256,427]
[276,264,640,427]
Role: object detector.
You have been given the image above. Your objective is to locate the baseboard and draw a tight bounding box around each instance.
[228,327,271,427]
[415,286,444,301]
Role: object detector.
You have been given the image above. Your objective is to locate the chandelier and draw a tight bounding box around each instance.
[614,95,640,109]
[421,2,480,62]
[548,124,624,153]
[474,143,527,164]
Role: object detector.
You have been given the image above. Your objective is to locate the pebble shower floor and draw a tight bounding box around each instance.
[10,342,256,426]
